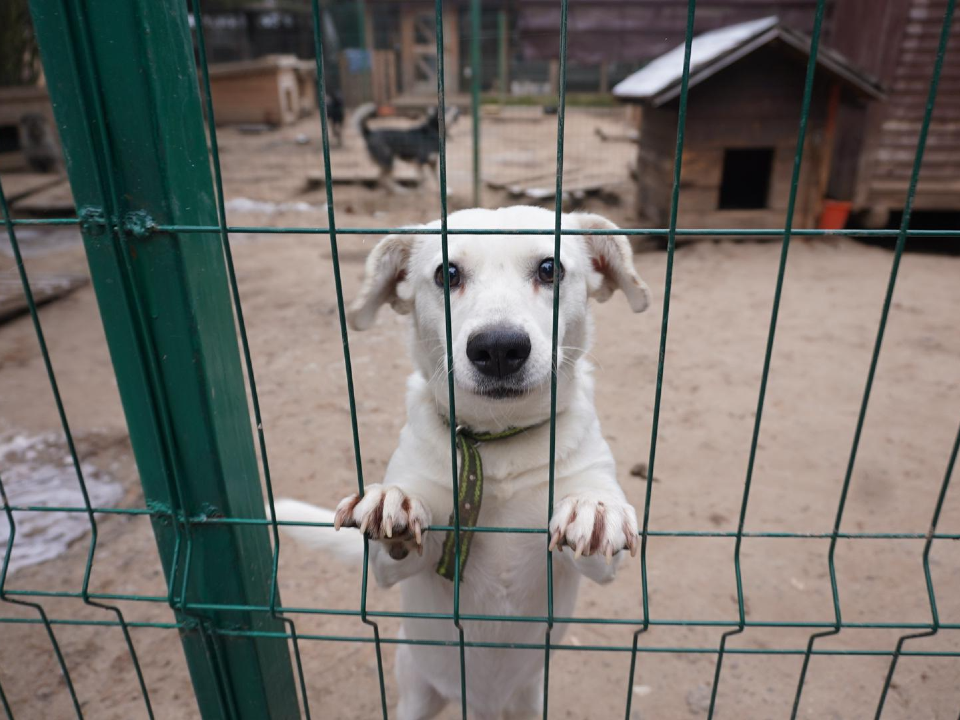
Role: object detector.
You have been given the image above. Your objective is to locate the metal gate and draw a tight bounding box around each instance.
[1,0,958,718]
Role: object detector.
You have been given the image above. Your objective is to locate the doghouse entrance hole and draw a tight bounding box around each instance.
[0,125,20,154]
[719,147,774,209]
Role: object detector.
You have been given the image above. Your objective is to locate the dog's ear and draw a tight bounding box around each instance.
[348,233,417,331]
[571,213,651,313]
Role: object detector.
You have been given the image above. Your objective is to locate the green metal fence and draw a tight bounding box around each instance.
[1,0,959,718]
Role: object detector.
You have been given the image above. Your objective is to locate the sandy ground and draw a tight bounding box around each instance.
[1,108,959,719]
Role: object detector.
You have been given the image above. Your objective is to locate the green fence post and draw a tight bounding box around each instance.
[26,0,300,717]
[497,10,508,103]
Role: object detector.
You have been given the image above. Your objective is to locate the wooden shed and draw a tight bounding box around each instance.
[205,55,317,127]
[829,0,960,224]
[613,17,883,230]
[361,0,462,104]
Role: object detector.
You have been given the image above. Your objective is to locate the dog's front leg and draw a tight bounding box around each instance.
[335,483,437,587]
[548,477,638,585]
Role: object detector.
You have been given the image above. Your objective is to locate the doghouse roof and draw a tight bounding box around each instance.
[612,16,884,107]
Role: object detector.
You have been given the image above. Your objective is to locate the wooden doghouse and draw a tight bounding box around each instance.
[613,17,883,230]
[205,55,316,127]
[0,85,62,172]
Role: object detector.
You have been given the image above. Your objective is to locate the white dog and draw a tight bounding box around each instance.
[274,205,651,720]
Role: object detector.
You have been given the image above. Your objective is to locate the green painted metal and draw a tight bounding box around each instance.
[498,10,508,103]
[543,0,571,715]
[470,0,482,206]
[1,472,82,719]
[707,2,828,716]
[2,0,958,715]
[310,0,391,714]
[0,677,10,718]
[431,0,471,715]
[7,216,960,239]
[353,0,373,102]
[9,503,960,542]
[355,0,368,50]
[874,418,959,717]
[3,614,960,658]
[191,0,313,716]
[791,1,957,716]
[623,2,696,717]
[24,0,299,717]
[1,173,154,718]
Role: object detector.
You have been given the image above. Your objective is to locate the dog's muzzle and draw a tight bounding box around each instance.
[466,327,531,379]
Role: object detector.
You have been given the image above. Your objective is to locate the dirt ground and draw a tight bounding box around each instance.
[1,108,959,719]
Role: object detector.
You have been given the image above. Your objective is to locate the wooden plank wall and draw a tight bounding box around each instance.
[831,0,960,214]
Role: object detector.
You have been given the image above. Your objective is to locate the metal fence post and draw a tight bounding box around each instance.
[26,0,300,717]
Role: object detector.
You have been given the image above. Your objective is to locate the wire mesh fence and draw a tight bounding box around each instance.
[1,0,959,718]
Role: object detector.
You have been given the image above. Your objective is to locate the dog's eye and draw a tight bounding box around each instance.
[537,258,564,284]
[434,263,462,289]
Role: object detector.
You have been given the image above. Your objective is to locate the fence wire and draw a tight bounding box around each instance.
[1,0,959,718]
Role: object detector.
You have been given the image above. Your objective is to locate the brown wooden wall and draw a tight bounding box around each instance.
[636,45,831,230]
[517,0,833,65]
[831,0,960,215]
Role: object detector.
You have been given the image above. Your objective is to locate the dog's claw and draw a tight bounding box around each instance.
[548,530,561,552]
[335,485,431,555]
[550,493,640,568]
[333,501,355,531]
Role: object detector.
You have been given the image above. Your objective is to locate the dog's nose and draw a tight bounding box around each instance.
[466,329,531,378]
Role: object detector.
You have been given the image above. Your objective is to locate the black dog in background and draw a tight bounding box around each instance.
[352,102,459,192]
[19,113,61,173]
[325,91,344,147]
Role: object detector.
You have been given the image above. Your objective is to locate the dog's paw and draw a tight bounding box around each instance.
[548,493,638,562]
[333,484,431,553]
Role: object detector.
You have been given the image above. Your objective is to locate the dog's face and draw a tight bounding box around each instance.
[348,206,650,428]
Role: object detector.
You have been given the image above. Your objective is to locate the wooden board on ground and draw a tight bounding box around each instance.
[1,173,67,204]
[10,180,75,214]
[306,164,421,188]
[519,172,627,200]
[0,151,29,173]
[594,126,640,143]
[0,272,88,324]
[390,93,471,113]
[482,106,548,123]
[485,165,580,191]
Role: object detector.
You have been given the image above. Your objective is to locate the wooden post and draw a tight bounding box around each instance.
[816,82,843,219]
[549,59,560,97]
[498,9,509,101]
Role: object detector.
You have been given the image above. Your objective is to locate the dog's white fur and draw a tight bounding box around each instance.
[274,206,650,720]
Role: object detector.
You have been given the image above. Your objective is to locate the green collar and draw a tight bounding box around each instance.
[436,424,537,581]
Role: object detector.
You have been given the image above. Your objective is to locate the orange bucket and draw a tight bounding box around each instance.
[819,199,852,230]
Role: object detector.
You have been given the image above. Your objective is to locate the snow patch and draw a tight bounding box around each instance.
[0,432,123,577]
[613,16,778,99]
[225,197,326,215]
